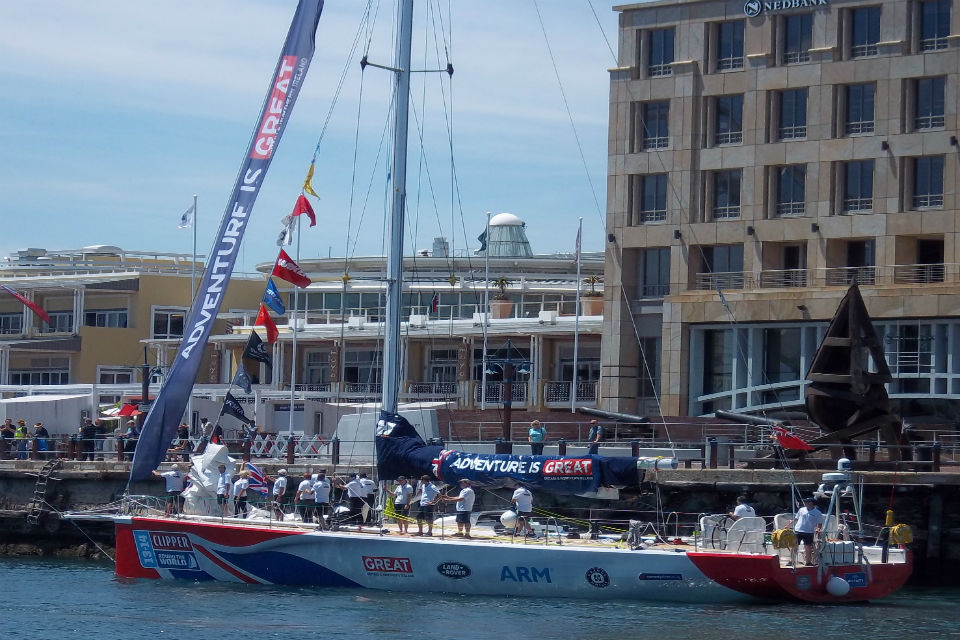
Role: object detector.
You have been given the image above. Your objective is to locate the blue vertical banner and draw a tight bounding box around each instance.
[130,0,325,481]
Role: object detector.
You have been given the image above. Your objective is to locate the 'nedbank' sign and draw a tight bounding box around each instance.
[744,0,828,17]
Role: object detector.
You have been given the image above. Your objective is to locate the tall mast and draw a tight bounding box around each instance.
[382,0,414,415]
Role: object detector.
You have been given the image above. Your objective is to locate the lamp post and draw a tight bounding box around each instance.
[484,338,531,454]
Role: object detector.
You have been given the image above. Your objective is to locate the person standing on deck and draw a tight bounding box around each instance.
[216,463,232,516]
[338,474,367,529]
[786,496,825,566]
[233,471,251,518]
[295,472,316,524]
[441,479,476,538]
[153,464,188,516]
[392,476,413,533]
[416,475,440,536]
[271,469,288,520]
[359,473,377,524]
[511,483,536,536]
[313,470,332,529]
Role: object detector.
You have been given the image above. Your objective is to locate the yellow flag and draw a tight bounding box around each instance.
[303,163,319,198]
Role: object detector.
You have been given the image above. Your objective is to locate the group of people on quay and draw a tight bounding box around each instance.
[1,417,52,460]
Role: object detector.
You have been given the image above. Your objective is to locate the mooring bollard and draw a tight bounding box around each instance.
[116,438,125,462]
[331,436,340,465]
[706,436,718,469]
[557,438,567,456]
[631,439,640,457]
[30,438,39,461]
[286,437,295,465]
[69,435,78,460]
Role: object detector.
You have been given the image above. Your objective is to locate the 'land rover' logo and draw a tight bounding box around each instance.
[744,0,762,16]
[437,562,471,579]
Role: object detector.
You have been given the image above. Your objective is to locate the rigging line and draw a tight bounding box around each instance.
[343,52,369,278]
[531,0,605,228]
[311,0,375,160]
[347,108,394,262]
[587,0,617,62]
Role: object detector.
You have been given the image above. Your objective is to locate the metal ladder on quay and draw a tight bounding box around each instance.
[26,459,62,525]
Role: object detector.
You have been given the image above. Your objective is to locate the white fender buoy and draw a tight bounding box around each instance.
[826,575,851,597]
[500,510,518,528]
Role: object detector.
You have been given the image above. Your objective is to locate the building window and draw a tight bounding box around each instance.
[776,165,806,217]
[304,350,330,384]
[648,27,675,77]
[343,349,382,384]
[703,329,733,394]
[84,309,129,328]
[915,77,946,130]
[712,170,742,219]
[42,311,73,333]
[699,244,745,290]
[98,367,133,384]
[639,247,671,298]
[0,313,23,335]
[10,357,70,385]
[920,0,950,51]
[715,94,743,145]
[850,6,881,58]
[843,160,874,213]
[640,174,667,223]
[152,308,186,339]
[428,348,459,384]
[778,89,807,140]
[782,14,812,63]
[638,101,669,150]
[845,83,875,135]
[913,156,945,209]
[717,21,745,70]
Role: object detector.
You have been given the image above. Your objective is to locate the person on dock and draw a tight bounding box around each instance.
[79,418,97,461]
[271,468,288,521]
[216,463,232,516]
[295,471,316,524]
[170,423,190,460]
[153,464,189,516]
[93,418,107,460]
[123,420,139,461]
[14,420,29,460]
[2,418,16,456]
[728,495,756,521]
[416,475,440,536]
[528,420,546,455]
[511,483,535,536]
[442,478,476,538]
[786,496,824,566]
[393,476,413,533]
[587,420,604,455]
[33,422,50,459]
[313,470,331,529]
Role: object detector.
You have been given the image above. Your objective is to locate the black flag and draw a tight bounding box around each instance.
[232,366,253,394]
[243,330,272,368]
[220,392,253,425]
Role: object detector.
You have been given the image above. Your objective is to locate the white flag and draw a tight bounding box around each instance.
[276,214,299,246]
[178,204,195,229]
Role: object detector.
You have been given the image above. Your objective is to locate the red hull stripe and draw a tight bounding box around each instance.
[193,543,261,584]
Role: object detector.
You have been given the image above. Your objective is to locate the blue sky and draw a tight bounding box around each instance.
[0,1,617,273]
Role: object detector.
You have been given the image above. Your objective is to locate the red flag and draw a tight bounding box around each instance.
[0,284,51,324]
[431,292,439,313]
[772,425,814,451]
[255,304,279,343]
[272,249,312,288]
[291,194,316,227]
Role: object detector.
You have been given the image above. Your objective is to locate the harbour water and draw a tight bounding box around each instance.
[4,556,957,640]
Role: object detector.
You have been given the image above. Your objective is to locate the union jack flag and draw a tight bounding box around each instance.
[245,461,269,496]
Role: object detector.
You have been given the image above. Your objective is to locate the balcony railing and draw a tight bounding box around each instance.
[294,383,332,393]
[824,266,876,286]
[543,380,598,405]
[694,271,751,291]
[893,263,945,284]
[343,382,382,394]
[407,381,458,396]
[775,202,805,217]
[758,269,807,288]
[474,382,528,405]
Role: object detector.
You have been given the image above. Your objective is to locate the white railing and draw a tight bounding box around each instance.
[293,383,332,393]
[407,382,458,396]
[343,382,382,395]
[543,381,598,404]
[473,382,527,405]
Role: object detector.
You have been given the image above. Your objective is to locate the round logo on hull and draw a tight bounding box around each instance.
[585,566,610,588]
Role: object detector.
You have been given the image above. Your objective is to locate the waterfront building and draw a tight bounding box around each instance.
[0,246,262,406]
[181,214,605,427]
[604,0,960,420]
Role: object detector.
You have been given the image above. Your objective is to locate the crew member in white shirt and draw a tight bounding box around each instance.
[152,463,189,516]
[728,495,757,521]
[787,497,825,566]
[511,483,535,536]
[313,471,332,529]
[340,474,367,529]
[271,469,288,521]
[216,464,232,516]
[232,471,251,518]
[392,476,413,533]
[295,472,316,524]
[359,473,377,524]
[416,475,440,536]
[442,479,476,538]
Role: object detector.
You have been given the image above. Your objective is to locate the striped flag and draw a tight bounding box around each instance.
[245,461,269,496]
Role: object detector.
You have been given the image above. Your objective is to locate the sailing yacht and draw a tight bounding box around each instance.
[75,0,913,604]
